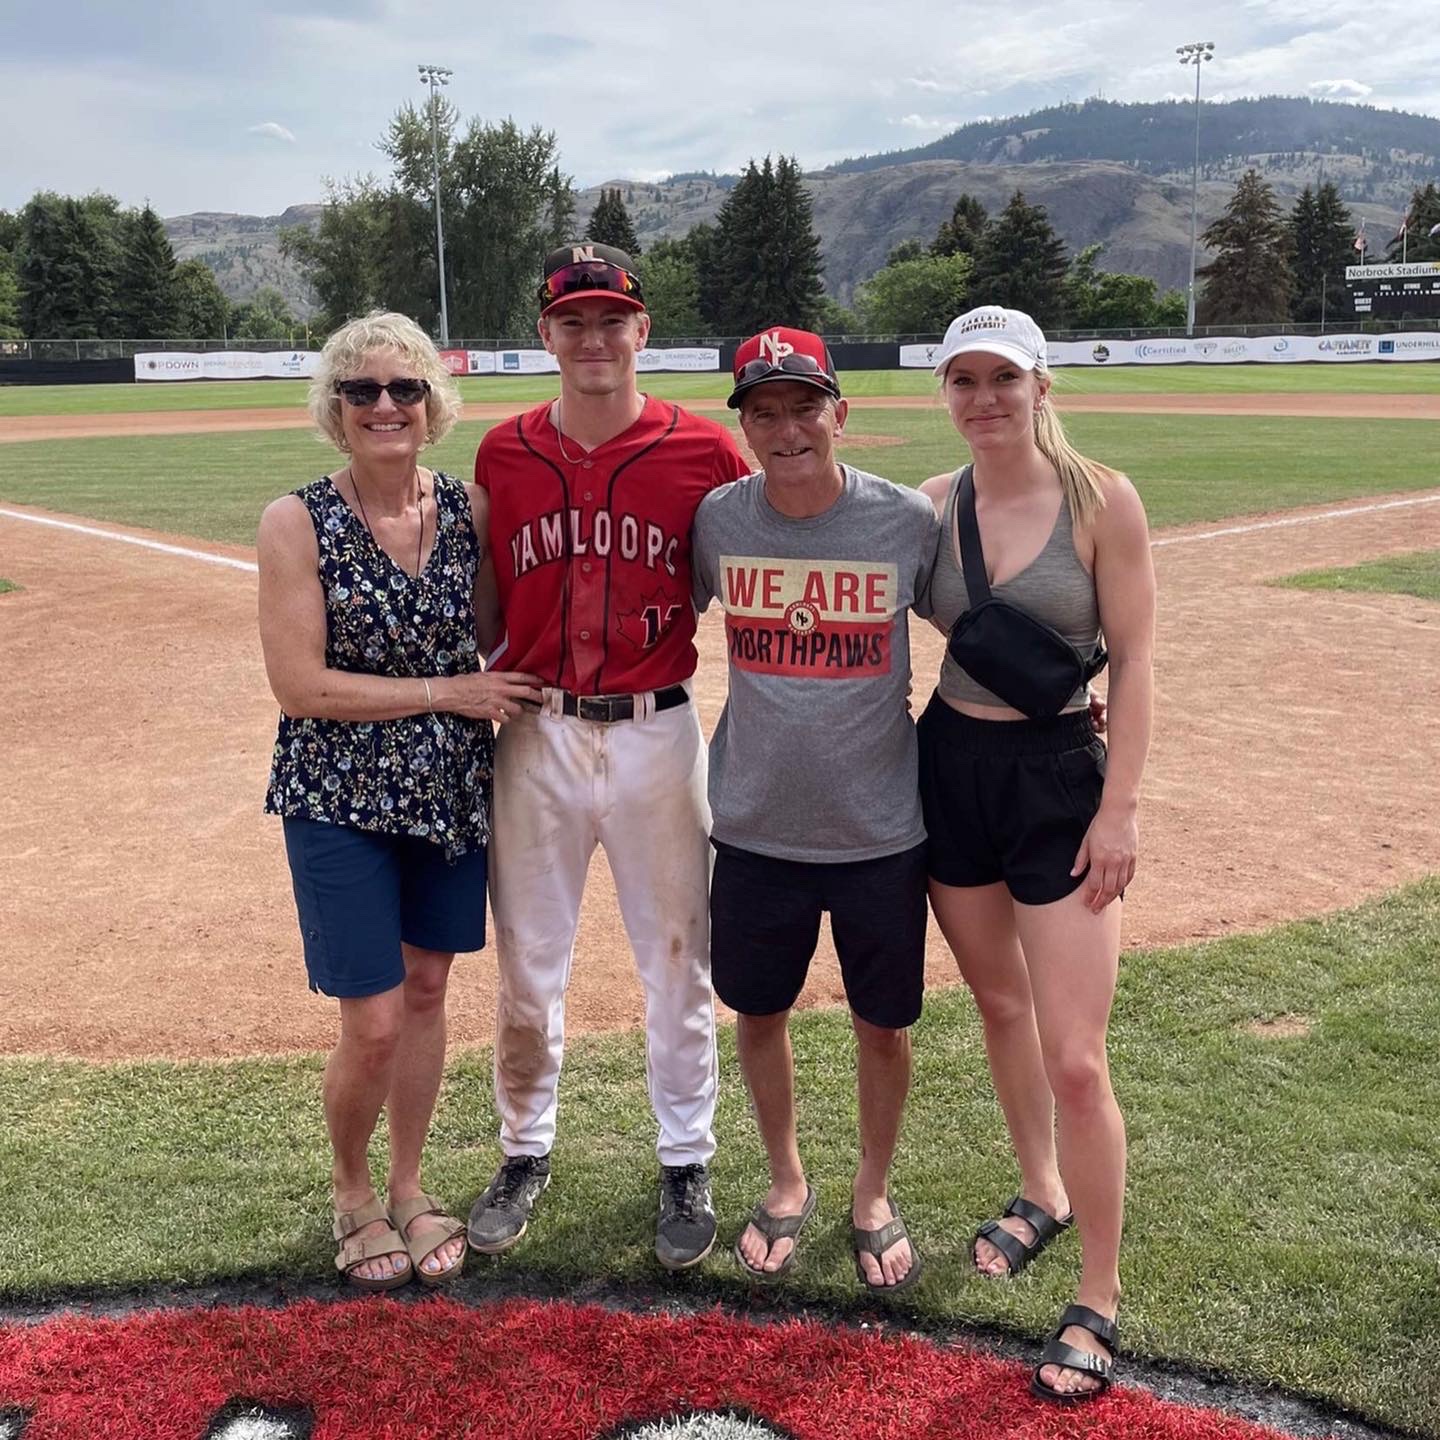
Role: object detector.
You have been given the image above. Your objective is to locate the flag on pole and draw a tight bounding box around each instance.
[1394,213,1410,241]
[1430,222,1440,238]
[1353,221,1367,256]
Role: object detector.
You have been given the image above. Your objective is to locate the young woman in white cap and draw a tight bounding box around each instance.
[917,306,1155,1403]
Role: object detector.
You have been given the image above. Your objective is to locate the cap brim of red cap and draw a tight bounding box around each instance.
[540,292,647,319]
[726,370,840,409]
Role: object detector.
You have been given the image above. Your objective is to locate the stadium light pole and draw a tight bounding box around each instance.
[1177,41,1215,336]
[418,63,453,346]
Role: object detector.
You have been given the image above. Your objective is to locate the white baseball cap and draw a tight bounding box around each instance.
[931,306,1047,375]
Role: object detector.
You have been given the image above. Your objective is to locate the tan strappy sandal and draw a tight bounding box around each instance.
[333,1195,413,1292]
[390,1192,467,1288]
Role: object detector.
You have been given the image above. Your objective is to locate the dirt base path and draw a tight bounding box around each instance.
[5,389,1438,444]
[2,485,1438,1060]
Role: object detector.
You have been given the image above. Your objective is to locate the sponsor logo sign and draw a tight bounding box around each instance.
[1091,344,1110,363]
[439,349,469,375]
[1135,341,1189,360]
[1318,338,1372,354]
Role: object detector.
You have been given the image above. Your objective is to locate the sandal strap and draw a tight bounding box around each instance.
[852,1203,909,1258]
[1038,1338,1114,1385]
[973,1218,1031,1272]
[1005,1195,1071,1241]
[332,1194,389,1241]
[1055,1303,1118,1353]
[747,1188,815,1244]
[389,1191,453,1231]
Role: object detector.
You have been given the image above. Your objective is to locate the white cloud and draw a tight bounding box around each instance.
[248,121,295,143]
[896,114,962,131]
[1307,79,1373,99]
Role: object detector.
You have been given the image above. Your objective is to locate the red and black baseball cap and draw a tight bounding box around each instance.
[727,327,840,408]
[537,242,645,318]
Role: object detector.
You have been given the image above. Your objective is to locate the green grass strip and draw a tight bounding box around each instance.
[2,414,1437,544]
[1275,548,1440,602]
[0,577,17,594]
[2,879,1437,1433]
[3,362,1440,416]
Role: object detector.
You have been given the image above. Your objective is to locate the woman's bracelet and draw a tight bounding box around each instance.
[423,677,434,713]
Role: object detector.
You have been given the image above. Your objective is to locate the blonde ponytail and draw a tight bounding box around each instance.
[1033,387,1112,529]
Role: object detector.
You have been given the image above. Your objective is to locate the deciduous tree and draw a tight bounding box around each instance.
[855,252,972,334]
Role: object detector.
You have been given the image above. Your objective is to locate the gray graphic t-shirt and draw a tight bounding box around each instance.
[692,464,940,863]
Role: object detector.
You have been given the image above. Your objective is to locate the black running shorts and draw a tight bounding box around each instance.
[917,695,1106,906]
[709,840,927,1029]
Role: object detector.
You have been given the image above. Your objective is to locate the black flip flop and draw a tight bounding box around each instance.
[1030,1303,1118,1404]
[733,1186,817,1283]
[851,1197,923,1296]
[972,1195,1072,1277]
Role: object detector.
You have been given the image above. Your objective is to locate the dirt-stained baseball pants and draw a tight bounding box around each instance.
[488,686,717,1167]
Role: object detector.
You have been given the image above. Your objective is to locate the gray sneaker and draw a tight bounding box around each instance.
[468,1153,551,1254]
[655,1162,716,1270]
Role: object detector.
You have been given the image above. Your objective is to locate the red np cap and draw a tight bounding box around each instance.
[728,326,840,408]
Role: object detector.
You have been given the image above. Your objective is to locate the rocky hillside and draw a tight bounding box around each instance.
[165,97,1439,314]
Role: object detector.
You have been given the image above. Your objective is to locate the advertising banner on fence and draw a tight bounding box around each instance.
[134,351,319,381]
[901,334,1440,367]
[492,347,720,375]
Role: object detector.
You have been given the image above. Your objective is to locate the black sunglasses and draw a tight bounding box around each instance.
[734,354,837,389]
[334,377,432,407]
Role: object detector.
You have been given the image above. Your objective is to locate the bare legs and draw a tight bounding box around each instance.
[327,943,463,1282]
[930,879,1125,1395]
[733,1009,915,1286]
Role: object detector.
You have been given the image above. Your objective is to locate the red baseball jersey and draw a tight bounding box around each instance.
[476,395,750,694]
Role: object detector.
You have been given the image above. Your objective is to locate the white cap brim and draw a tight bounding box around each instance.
[932,338,1038,376]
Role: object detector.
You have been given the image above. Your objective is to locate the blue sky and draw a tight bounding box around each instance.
[1,0,1436,217]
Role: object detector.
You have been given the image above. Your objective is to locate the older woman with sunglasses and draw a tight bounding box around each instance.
[258,311,542,1291]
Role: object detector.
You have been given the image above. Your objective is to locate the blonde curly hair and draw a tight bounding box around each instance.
[308,311,463,453]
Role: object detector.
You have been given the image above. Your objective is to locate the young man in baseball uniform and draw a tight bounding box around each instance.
[469,243,750,1269]
[691,329,941,1292]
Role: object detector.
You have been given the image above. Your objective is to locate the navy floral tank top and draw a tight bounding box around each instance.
[264,471,493,856]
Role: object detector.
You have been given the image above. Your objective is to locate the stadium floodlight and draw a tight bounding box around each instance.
[418,63,453,346]
[1177,41,1216,336]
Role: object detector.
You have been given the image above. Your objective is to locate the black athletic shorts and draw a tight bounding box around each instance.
[917,694,1106,906]
[709,840,928,1030]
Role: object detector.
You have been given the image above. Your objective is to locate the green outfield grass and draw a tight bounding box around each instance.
[1,412,1436,545]
[3,361,1440,416]
[1,879,1436,1433]
[1276,548,1440,602]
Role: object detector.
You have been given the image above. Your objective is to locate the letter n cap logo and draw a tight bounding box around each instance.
[570,244,597,263]
[758,329,794,364]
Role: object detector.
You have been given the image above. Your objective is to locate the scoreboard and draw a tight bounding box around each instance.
[1347,261,1440,318]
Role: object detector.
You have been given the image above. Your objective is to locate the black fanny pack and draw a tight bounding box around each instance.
[946,466,1107,719]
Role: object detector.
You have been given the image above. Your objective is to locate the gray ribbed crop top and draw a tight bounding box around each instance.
[930,467,1101,711]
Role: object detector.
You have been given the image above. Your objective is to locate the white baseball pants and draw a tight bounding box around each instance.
[488,689,717,1167]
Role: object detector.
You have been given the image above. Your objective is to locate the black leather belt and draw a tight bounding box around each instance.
[559,684,690,723]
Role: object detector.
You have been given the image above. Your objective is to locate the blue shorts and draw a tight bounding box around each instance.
[282,817,488,998]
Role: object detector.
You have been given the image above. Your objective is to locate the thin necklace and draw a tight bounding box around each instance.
[551,397,586,466]
[346,465,426,577]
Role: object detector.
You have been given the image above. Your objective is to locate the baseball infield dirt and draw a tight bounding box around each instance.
[1,392,1438,1059]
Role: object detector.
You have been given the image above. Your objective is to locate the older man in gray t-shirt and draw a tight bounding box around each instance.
[692,327,939,1295]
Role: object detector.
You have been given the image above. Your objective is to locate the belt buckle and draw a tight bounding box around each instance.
[577,694,624,723]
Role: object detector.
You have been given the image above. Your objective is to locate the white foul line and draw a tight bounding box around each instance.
[2,490,1439,571]
[0,507,257,572]
[1152,492,1440,547]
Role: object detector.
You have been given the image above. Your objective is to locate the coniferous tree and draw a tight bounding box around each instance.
[1196,169,1293,324]
[967,190,1068,328]
[586,187,641,255]
[932,194,988,258]
[710,155,824,333]
[117,204,178,337]
[687,222,723,332]
[1290,181,1353,322]
[1386,182,1440,262]
[18,193,122,338]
